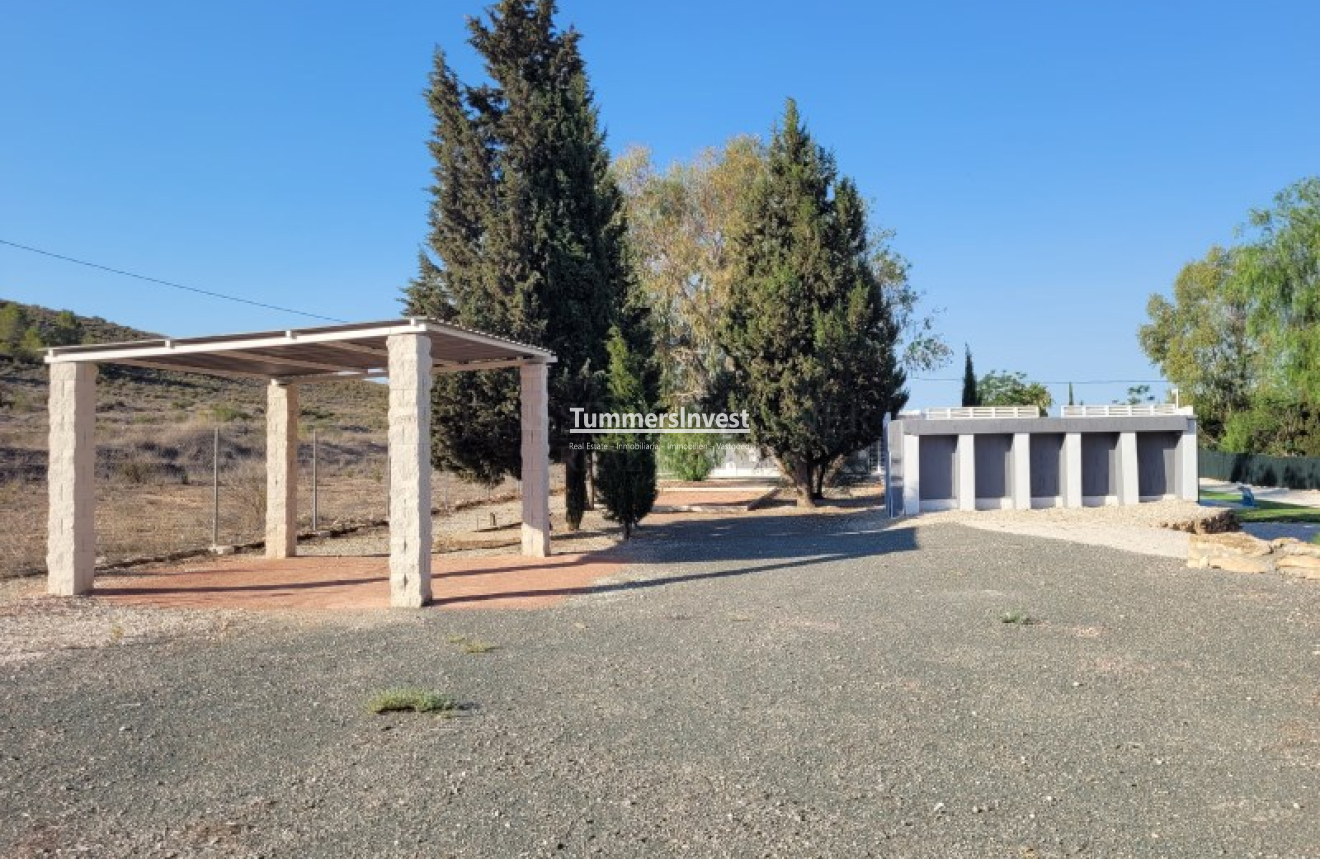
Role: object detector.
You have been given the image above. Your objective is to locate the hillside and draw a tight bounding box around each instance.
[0,298,388,477]
[0,299,399,574]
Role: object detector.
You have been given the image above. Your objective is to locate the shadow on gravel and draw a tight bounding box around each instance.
[429,503,918,607]
[89,498,914,610]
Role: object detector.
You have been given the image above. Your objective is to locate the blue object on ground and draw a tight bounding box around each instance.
[1240,485,1257,508]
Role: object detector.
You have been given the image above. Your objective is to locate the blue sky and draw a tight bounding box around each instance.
[2,1,1317,408]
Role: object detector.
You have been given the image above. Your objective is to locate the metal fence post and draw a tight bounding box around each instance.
[311,428,319,531]
[211,426,220,546]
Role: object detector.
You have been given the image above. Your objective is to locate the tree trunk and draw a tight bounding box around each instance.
[792,461,817,508]
[564,445,587,531]
[817,455,846,498]
[586,449,596,509]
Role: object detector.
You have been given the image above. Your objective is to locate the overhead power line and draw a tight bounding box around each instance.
[0,238,347,324]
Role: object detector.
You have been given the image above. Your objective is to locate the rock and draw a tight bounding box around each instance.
[1189,533,1319,579]
[1206,555,1276,574]
[1188,532,1275,574]
[1276,554,1320,580]
[1161,509,1240,535]
[1271,538,1320,558]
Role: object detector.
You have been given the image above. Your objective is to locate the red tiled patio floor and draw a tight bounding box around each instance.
[92,552,626,611]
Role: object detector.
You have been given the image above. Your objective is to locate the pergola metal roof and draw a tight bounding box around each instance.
[43,318,555,383]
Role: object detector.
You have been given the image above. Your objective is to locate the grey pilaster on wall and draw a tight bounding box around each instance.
[1063,433,1083,508]
[1011,433,1031,510]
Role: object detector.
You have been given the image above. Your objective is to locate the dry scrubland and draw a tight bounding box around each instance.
[0,302,563,576]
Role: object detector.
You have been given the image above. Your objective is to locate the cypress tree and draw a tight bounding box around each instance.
[719,99,906,507]
[403,0,645,525]
[1068,382,1075,407]
[595,326,657,537]
[961,346,979,407]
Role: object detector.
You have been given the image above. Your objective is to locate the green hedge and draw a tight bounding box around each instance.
[1200,448,1320,490]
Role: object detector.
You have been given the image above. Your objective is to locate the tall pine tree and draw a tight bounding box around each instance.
[404,0,648,527]
[719,99,906,507]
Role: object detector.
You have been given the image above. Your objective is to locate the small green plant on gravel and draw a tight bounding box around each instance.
[1001,609,1035,625]
[366,688,456,715]
[108,622,125,643]
[447,634,499,654]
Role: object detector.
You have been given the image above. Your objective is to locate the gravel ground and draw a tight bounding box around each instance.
[914,500,1216,559]
[2,505,1318,857]
[0,577,260,668]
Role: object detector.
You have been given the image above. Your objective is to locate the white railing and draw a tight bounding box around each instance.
[922,406,1041,420]
[1061,404,1190,418]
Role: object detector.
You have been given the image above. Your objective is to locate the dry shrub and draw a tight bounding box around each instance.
[225,458,268,541]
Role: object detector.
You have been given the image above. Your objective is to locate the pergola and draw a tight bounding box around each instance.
[43,318,555,608]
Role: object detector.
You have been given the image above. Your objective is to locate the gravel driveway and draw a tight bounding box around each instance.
[2,506,1317,857]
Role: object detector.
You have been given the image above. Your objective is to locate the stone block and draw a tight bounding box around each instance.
[47,362,97,595]
[387,333,433,607]
[1271,538,1320,558]
[1276,554,1320,579]
[1188,531,1275,574]
[519,361,551,558]
[265,381,298,559]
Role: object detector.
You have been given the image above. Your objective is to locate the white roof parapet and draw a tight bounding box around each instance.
[923,406,1041,420]
[1061,404,1192,418]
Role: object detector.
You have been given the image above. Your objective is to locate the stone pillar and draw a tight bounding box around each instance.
[1063,432,1083,508]
[902,433,921,515]
[387,333,433,607]
[1011,432,1032,510]
[1117,431,1139,505]
[265,381,298,559]
[47,362,97,596]
[1175,420,1199,500]
[957,433,976,511]
[519,361,551,557]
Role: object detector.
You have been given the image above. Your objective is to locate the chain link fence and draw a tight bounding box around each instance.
[0,418,559,578]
